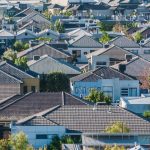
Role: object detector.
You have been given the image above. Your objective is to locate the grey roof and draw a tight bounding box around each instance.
[143,40,150,48]
[67,28,92,37]
[70,67,133,82]
[86,45,136,60]
[0,61,34,80]
[14,7,38,17]
[0,70,22,84]
[68,35,103,48]
[28,55,81,74]
[20,105,150,134]
[109,36,140,48]
[112,57,150,79]
[0,92,90,121]
[17,43,71,59]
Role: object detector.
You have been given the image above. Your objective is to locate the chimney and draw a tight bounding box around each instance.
[125,54,132,62]
[119,64,126,73]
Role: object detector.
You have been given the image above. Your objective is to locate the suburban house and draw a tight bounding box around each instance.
[37,29,60,41]
[0,92,89,139]
[70,67,140,102]
[48,4,64,15]
[16,13,51,30]
[17,43,72,62]
[16,29,37,41]
[86,45,136,71]
[0,61,40,100]
[13,7,39,21]
[18,20,42,33]
[27,55,81,76]
[119,94,150,115]
[67,28,92,39]
[0,29,15,52]
[67,34,103,63]
[11,105,150,148]
[109,35,150,61]
[112,56,150,87]
[66,2,112,19]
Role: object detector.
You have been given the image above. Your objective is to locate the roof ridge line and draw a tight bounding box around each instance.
[0,92,32,111]
[64,92,90,105]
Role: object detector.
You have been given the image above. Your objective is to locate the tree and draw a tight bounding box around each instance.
[13,41,29,52]
[143,111,150,118]
[40,72,70,92]
[15,56,29,70]
[54,20,65,33]
[61,136,74,144]
[9,132,29,150]
[105,145,125,150]
[43,10,52,20]
[37,37,52,42]
[105,121,130,133]
[3,49,17,62]
[0,139,10,150]
[63,11,73,17]
[85,89,111,104]
[100,31,111,44]
[49,135,61,150]
[97,21,114,31]
[139,69,150,89]
[134,32,143,43]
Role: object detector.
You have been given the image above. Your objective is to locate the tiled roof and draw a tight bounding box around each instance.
[70,67,133,82]
[86,45,136,59]
[0,61,35,80]
[17,43,71,59]
[68,35,103,48]
[35,105,150,134]
[0,29,14,37]
[143,40,150,48]
[28,55,81,74]
[14,7,38,17]
[109,36,140,48]
[0,70,22,84]
[0,92,89,121]
[67,28,92,37]
[112,57,150,79]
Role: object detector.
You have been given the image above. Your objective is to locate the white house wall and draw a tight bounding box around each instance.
[68,48,100,63]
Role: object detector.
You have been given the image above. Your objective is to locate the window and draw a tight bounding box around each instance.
[103,86,113,97]
[84,52,88,55]
[75,87,79,94]
[90,50,95,53]
[23,86,28,94]
[82,87,86,94]
[47,32,50,36]
[129,88,137,96]
[130,50,138,54]
[144,50,150,54]
[25,32,28,36]
[31,86,36,92]
[33,55,40,60]
[97,87,101,91]
[96,61,107,68]
[121,88,128,96]
[72,50,81,58]
[36,134,47,139]
[36,134,57,139]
